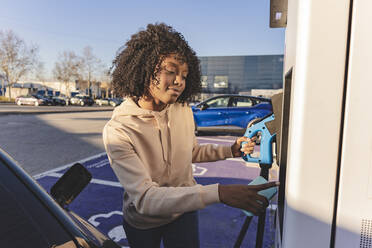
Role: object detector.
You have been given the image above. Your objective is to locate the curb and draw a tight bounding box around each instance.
[0,107,114,115]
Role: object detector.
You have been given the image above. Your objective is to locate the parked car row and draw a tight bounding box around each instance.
[95,98,123,107]
[14,94,123,107]
[14,93,273,136]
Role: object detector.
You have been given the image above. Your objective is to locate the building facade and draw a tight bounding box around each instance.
[199,55,284,96]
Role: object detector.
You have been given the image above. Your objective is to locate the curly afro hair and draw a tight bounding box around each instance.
[111,23,202,103]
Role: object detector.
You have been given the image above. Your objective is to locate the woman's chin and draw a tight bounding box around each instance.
[165,95,179,104]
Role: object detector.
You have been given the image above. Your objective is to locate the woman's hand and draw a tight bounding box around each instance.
[218,182,279,215]
[231,136,257,157]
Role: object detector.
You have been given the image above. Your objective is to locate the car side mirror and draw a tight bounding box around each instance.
[102,240,121,248]
[51,163,92,207]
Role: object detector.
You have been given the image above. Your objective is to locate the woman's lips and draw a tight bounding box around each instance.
[168,88,181,95]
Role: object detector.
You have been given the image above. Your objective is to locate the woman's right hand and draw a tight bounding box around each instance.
[218,182,279,215]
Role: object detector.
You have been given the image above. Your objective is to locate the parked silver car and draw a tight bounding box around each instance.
[69,95,94,106]
[95,98,123,107]
[15,95,46,106]
[95,98,110,106]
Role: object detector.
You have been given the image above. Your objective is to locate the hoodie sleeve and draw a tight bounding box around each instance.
[103,123,220,216]
[191,136,233,163]
[189,108,233,163]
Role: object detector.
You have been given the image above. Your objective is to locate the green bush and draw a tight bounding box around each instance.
[0,96,15,102]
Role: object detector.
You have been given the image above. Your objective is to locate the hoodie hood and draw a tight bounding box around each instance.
[112,98,170,119]
[112,97,172,176]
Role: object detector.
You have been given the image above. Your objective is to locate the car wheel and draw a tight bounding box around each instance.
[80,101,85,106]
[194,121,201,136]
[17,100,22,106]
[110,102,116,107]
[99,102,102,106]
[34,101,39,106]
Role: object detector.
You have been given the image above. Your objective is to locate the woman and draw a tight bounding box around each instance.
[103,23,278,248]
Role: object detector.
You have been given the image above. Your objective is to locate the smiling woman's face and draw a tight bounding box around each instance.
[148,54,189,107]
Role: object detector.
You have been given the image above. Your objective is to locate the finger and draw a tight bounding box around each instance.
[241,142,256,153]
[241,147,254,155]
[252,181,280,190]
[247,198,264,210]
[237,136,249,145]
[256,194,269,208]
[240,143,253,151]
[242,140,255,147]
[245,137,257,145]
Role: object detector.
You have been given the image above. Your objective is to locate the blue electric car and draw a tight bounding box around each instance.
[192,94,273,135]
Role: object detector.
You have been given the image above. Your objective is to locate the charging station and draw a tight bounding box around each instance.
[271,0,372,247]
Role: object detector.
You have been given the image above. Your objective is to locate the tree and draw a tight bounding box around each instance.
[80,46,102,97]
[33,61,47,82]
[97,67,112,98]
[53,51,81,97]
[0,30,39,100]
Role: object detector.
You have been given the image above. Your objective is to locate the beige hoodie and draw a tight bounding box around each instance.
[103,98,233,229]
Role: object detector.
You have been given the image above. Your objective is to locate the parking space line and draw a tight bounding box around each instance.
[33,152,107,179]
[46,172,122,188]
[35,137,237,180]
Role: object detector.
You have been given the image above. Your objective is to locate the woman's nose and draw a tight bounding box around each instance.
[174,76,185,85]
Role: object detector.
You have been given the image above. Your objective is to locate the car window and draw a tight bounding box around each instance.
[231,97,254,107]
[255,99,271,104]
[0,161,77,248]
[205,97,230,108]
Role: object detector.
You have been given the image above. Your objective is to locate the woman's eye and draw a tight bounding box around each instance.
[165,69,176,74]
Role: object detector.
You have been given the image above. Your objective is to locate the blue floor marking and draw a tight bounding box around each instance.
[37,154,276,248]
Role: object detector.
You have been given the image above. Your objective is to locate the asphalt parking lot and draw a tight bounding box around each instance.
[35,137,278,248]
[1,105,278,247]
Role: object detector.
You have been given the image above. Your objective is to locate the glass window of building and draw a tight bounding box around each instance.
[198,55,283,95]
[201,76,208,88]
[213,76,228,88]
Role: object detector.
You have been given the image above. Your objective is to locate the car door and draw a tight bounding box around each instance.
[193,96,230,127]
[0,159,79,248]
[227,96,257,128]
[26,95,34,105]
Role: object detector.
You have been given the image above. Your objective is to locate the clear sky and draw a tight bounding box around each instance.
[1,0,285,79]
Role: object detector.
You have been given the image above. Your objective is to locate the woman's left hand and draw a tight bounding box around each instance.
[231,136,257,157]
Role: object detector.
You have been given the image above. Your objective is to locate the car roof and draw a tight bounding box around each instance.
[201,94,271,102]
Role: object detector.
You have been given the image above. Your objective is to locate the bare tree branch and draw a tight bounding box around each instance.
[80,46,102,97]
[0,30,39,99]
[53,51,81,97]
